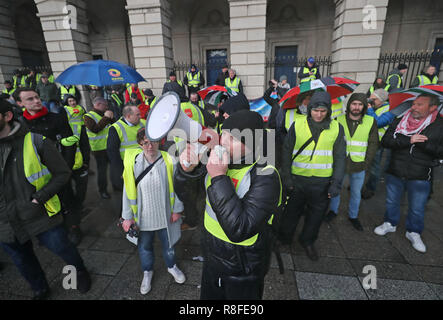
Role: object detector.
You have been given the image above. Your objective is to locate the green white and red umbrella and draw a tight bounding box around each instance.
[279,76,360,109]
[388,85,443,117]
[198,85,237,106]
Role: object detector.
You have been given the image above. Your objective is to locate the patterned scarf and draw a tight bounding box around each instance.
[394,108,438,137]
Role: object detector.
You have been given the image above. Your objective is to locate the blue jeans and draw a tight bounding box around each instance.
[384,174,431,234]
[0,225,86,293]
[330,170,366,219]
[366,148,391,192]
[138,228,176,272]
[42,101,60,113]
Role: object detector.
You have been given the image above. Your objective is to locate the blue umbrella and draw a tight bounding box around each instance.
[55,59,145,86]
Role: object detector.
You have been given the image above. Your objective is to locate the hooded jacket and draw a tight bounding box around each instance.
[281,91,346,197]
[0,121,70,244]
[386,68,404,92]
[340,93,379,174]
[367,75,387,96]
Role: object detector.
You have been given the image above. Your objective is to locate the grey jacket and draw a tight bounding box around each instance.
[121,151,184,247]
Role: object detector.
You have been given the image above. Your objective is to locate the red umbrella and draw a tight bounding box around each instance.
[279,76,359,109]
[388,85,443,117]
[198,85,228,100]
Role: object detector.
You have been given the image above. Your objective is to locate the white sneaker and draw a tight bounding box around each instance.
[140,271,153,295]
[374,222,397,236]
[168,265,186,284]
[406,232,426,253]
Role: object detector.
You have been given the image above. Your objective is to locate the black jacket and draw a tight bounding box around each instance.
[382,116,443,180]
[21,111,76,169]
[175,162,280,278]
[215,70,229,86]
[0,122,71,244]
[162,81,187,101]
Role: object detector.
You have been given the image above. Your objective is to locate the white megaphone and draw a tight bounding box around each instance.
[145,92,224,167]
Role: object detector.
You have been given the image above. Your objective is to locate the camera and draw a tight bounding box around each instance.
[118,218,139,238]
[367,98,375,107]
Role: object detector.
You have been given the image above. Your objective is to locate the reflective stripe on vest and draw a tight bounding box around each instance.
[112,118,146,159]
[112,93,123,106]
[300,67,317,83]
[337,114,374,162]
[167,79,184,87]
[64,105,85,169]
[204,162,282,246]
[291,115,339,177]
[60,86,76,100]
[225,77,240,92]
[85,111,109,151]
[186,72,201,87]
[127,87,146,102]
[122,149,175,223]
[375,103,390,141]
[23,133,61,217]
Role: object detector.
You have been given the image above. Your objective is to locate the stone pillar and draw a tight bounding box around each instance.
[228,0,267,99]
[126,0,173,96]
[0,0,22,84]
[35,0,92,106]
[331,0,389,92]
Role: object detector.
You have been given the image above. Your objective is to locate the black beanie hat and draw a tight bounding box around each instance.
[397,63,408,70]
[219,93,250,116]
[222,110,263,132]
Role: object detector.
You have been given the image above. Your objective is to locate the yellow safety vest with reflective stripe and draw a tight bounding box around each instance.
[147,96,157,109]
[111,118,146,159]
[13,75,27,88]
[225,77,240,92]
[23,132,61,217]
[385,74,401,91]
[2,88,15,96]
[416,75,438,86]
[204,163,282,246]
[60,86,77,100]
[180,102,204,126]
[111,93,123,107]
[48,75,54,83]
[84,111,109,152]
[300,67,317,83]
[291,115,339,177]
[375,103,390,141]
[122,149,175,223]
[186,72,201,87]
[331,101,344,120]
[337,114,374,162]
[64,105,86,170]
[127,87,145,102]
[167,79,184,87]
[285,109,303,132]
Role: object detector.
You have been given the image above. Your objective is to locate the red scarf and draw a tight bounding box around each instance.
[23,107,49,120]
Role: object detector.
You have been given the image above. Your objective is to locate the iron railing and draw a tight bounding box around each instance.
[173,58,229,86]
[377,50,443,88]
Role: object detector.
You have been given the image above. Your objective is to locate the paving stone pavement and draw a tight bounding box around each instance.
[0,165,442,300]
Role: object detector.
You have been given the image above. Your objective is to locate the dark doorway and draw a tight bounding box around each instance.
[274,46,298,87]
[206,49,228,86]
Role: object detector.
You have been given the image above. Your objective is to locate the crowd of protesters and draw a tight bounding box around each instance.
[0,58,442,300]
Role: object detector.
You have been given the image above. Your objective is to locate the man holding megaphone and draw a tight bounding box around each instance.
[177,110,282,300]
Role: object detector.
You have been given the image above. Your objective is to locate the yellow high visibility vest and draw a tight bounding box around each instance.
[127,87,146,102]
[60,86,77,100]
[64,105,86,170]
[204,162,282,246]
[416,75,438,86]
[225,77,240,92]
[23,132,62,217]
[337,114,374,162]
[111,118,146,159]
[385,74,401,91]
[167,79,184,87]
[122,149,175,223]
[285,108,303,131]
[186,72,201,87]
[375,103,390,141]
[291,115,339,177]
[300,67,317,83]
[84,111,109,152]
[331,100,344,120]
[180,102,204,126]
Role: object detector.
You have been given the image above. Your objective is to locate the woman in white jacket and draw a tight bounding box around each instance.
[121,128,186,295]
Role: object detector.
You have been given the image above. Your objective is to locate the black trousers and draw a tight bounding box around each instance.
[62,168,89,227]
[279,180,330,247]
[93,152,109,193]
[200,261,265,300]
[182,178,202,227]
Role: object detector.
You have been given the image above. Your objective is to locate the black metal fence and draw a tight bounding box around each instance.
[13,65,53,76]
[376,50,443,88]
[265,56,332,87]
[173,58,229,86]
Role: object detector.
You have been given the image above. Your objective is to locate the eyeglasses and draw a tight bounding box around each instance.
[141,140,157,146]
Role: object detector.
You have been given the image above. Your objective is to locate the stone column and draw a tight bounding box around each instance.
[35,0,92,106]
[126,0,173,96]
[0,0,22,84]
[228,0,267,99]
[331,0,389,92]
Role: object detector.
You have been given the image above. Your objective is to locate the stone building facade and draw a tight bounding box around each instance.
[1,0,442,102]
